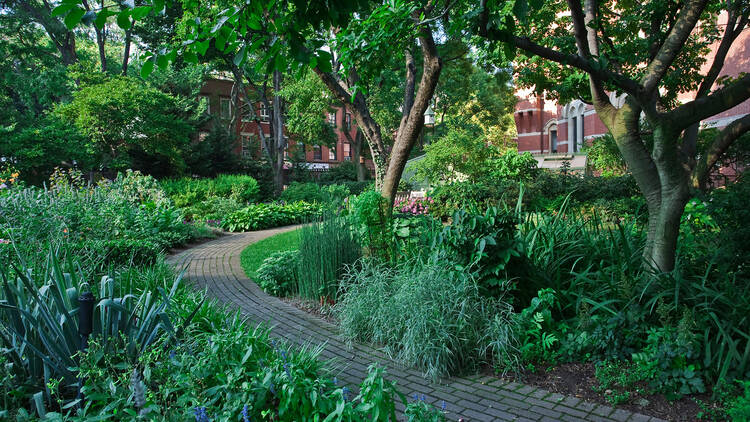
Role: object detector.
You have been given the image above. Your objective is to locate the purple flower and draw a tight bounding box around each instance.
[342,387,351,402]
[0,183,7,190]
[241,404,250,422]
[193,406,209,422]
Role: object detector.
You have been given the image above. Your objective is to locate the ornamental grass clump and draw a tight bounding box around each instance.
[296,213,360,301]
[337,253,513,380]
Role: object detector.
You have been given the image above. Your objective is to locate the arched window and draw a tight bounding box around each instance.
[564,100,586,152]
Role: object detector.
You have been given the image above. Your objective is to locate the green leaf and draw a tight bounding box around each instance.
[156,55,168,70]
[513,0,528,22]
[117,10,132,30]
[130,6,152,20]
[183,51,199,64]
[94,10,116,29]
[51,4,74,17]
[140,57,155,78]
[196,40,210,56]
[233,45,246,67]
[63,7,86,29]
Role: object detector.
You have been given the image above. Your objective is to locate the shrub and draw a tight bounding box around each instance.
[181,196,244,223]
[257,250,300,296]
[222,202,321,232]
[350,190,392,259]
[280,182,324,203]
[433,207,522,297]
[0,172,200,270]
[727,381,750,421]
[161,174,260,204]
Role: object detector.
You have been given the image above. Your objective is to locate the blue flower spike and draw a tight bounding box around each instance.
[241,404,250,422]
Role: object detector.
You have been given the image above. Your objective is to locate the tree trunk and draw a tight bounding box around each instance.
[271,70,286,196]
[122,29,132,76]
[353,130,367,181]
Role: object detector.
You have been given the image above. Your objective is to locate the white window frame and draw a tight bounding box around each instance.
[220,97,231,120]
[241,133,255,158]
[328,112,337,127]
[345,113,352,130]
[260,103,270,122]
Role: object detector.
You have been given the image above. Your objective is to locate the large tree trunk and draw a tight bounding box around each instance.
[353,130,367,181]
[271,69,286,196]
[122,29,132,76]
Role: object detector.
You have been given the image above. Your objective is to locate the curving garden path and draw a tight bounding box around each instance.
[167,227,663,422]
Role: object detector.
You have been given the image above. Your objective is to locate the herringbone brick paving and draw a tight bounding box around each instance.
[167,227,664,422]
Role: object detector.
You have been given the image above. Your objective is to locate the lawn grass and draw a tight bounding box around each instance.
[240,229,301,280]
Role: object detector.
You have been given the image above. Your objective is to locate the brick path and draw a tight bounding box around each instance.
[167,227,663,422]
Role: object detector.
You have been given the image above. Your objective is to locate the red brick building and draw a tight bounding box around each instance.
[513,14,750,173]
[198,78,374,173]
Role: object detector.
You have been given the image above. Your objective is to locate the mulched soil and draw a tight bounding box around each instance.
[492,362,725,422]
[281,296,338,324]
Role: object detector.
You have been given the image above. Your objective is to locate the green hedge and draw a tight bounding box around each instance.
[162,174,260,206]
[222,202,321,232]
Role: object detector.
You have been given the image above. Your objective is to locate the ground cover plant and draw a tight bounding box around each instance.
[222,201,321,232]
[0,168,212,270]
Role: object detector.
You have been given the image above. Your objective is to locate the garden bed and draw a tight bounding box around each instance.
[493,362,718,422]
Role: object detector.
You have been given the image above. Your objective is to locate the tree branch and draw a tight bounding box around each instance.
[669,73,750,131]
[476,0,642,98]
[640,0,710,95]
[691,113,750,188]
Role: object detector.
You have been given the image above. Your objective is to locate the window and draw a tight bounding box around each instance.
[344,143,352,159]
[329,146,337,161]
[313,145,322,160]
[260,103,270,122]
[220,98,231,120]
[241,133,255,158]
[198,95,211,114]
[550,129,558,153]
[345,113,352,130]
[328,112,336,127]
[241,102,253,122]
[572,116,578,152]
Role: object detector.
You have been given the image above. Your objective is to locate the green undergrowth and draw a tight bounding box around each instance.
[240,229,301,280]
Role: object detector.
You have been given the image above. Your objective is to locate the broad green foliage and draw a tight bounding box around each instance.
[56,76,198,174]
[257,250,300,296]
[222,202,321,232]
[434,207,522,296]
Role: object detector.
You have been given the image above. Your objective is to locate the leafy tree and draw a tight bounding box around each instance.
[56,76,199,174]
[0,116,92,184]
[414,120,500,183]
[472,0,750,271]
[56,0,452,208]
[279,71,337,154]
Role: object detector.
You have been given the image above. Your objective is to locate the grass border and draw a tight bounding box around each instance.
[240,229,300,280]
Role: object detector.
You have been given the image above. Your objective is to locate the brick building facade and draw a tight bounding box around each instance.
[198,78,374,173]
[513,15,750,173]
